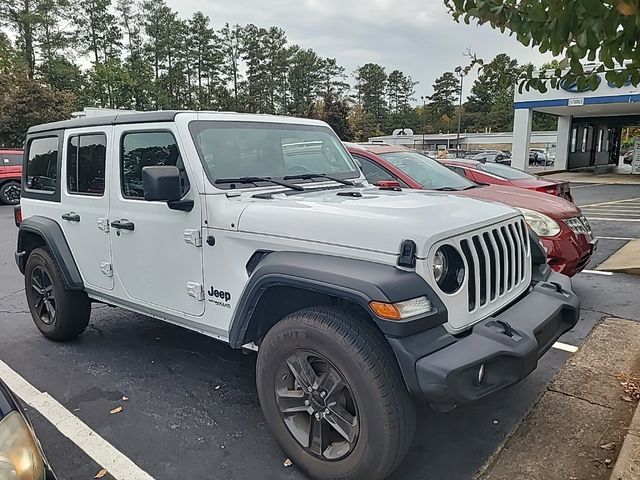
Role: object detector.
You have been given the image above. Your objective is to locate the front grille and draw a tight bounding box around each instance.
[565,215,592,236]
[459,218,530,313]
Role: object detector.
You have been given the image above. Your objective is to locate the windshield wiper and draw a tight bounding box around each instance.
[215,176,304,191]
[432,186,461,191]
[283,173,356,186]
[461,184,483,190]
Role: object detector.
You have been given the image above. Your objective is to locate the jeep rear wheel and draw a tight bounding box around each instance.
[25,247,91,341]
[0,181,20,205]
[256,306,416,480]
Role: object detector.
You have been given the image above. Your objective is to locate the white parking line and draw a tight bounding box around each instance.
[581,269,614,276]
[586,217,640,222]
[580,197,640,208]
[0,359,154,480]
[552,342,579,353]
[597,236,639,241]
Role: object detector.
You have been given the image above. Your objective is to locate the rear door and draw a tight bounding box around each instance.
[108,125,205,316]
[60,128,113,291]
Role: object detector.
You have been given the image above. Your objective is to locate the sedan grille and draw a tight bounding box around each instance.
[565,215,592,236]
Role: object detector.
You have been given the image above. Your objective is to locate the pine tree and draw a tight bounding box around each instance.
[354,63,388,130]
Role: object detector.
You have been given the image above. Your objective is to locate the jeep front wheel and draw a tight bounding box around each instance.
[256,306,416,480]
[25,247,91,341]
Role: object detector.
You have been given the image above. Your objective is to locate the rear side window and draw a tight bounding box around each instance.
[121,131,190,200]
[67,134,107,196]
[26,137,58,193]
[2,153,22,166]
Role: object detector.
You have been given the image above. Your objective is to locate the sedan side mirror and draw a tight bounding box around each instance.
[376,180,401,188]
[142,166,182,202]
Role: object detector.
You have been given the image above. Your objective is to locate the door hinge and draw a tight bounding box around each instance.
[97,218,110,233]
[183,229,202,247]
[100,262,113,277]
[186,282,205,301]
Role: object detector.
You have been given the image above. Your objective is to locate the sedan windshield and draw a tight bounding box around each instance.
[479,162,536,180]
[378,151,476,190]
[189,121,360,189]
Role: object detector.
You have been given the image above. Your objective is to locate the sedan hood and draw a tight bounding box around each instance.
[459,185,580,219]
[237,187,520,257]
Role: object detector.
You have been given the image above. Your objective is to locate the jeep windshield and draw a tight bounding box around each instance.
[189,121,360,189]
[378,151,478,191]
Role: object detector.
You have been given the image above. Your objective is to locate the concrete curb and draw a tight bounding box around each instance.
[610,403,640,480]
[598,240,640,276]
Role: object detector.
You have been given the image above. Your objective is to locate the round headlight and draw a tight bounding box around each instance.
[516,208,561,237]
[433,249,447,282]
[433,246,465,294]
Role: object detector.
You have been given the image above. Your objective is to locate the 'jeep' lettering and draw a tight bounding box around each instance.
[208,286,231,303]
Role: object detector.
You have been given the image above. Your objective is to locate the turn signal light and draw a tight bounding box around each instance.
[370,302,401,320]
[370,297,432,321]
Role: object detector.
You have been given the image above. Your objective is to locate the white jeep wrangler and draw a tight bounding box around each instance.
[15,111,580,480]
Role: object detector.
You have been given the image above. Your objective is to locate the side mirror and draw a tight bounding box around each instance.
[142,166,182,202]
[376,180,401,188]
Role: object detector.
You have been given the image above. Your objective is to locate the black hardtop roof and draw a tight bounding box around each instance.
[27,110,183,135]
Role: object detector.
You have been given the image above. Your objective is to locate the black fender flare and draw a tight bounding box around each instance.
[228,251,447,348]
[16,216,84,290]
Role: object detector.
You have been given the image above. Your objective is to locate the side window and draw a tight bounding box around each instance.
[26,137,59,193]
[353,155,396,185]
[448,166,467,177]
[2,154,22,166]
[121,131,190,200]
[67,133,107,196]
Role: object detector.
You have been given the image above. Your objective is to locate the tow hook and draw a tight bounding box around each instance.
[496,320,514,338]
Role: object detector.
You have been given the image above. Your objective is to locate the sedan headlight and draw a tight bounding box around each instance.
[0,412,45,480]
[516,208,561,237]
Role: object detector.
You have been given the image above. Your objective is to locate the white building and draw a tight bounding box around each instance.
[512,74,640,171]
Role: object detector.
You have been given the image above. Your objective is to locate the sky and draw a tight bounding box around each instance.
[169,0,554,103]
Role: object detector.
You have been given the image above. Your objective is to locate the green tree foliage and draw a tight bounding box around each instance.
[355,63,388,123]
[0,73,76,146]
[445,0,640,91]
[465,54,522,132]
[425,72,459,132]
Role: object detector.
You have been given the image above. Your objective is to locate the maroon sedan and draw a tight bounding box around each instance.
[441,158,574,203]
[347,143,595,277]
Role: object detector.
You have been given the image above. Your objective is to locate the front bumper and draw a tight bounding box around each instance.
[388,270,580,407]
[543,227,596,277]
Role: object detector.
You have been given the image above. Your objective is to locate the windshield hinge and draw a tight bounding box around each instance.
[184,229,202,247]
[186,282,205,301]
[100,262,113,277]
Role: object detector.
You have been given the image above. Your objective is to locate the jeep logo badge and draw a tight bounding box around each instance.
[208,287,231,303]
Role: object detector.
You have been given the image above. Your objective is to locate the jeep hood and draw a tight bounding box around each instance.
[237,187,520,256]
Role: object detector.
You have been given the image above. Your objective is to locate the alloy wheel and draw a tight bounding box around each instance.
[275,350,359,461]
[31,266,56,325]
[4,184,20,204]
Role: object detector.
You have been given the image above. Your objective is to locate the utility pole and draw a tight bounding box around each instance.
[454,66,467,158]
[421,96,427,151]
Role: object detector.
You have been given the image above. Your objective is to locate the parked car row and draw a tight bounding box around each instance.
[347,143,594,277]
[9,112,583,480]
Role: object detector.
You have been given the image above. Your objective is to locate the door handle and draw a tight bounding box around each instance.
[110,219,135,231]
[61,212,80,222]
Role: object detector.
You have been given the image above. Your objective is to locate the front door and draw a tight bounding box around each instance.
[60,127,113,291]
[109,126,205,317]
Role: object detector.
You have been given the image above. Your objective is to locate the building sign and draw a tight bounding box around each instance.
[633,138,640,175]
[568,98,585,107]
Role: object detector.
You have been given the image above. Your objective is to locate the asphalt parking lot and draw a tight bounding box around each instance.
[1,182,639,480]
